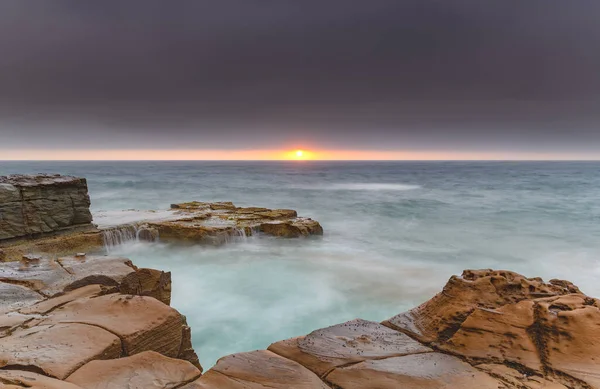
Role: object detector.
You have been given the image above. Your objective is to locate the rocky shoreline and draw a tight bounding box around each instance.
[1,258,598,388]
[1,174,598,388]
[0,174,323,261]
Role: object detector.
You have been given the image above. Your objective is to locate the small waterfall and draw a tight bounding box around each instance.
[102,223,159,251]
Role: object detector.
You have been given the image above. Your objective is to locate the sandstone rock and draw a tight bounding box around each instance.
[0,256,136,297]
[268,319,431,377]
[326,352,503,389]
[42,293,184,358]
[0,323,121,379]
[0,174,93,242]
[58,254,137,291]
[66,350,201,389]
[179,316,202,370]
[192,350,329,389]
[536,294,600,387]
[476,364,569,389]
[0,231,104,262]
[384,269,581,344]
[0,281,43,314]
[0,258,71,296]
[0,370,84,389]
[19,284,104,315]
[439,300,543,372]
[119,267,172,305]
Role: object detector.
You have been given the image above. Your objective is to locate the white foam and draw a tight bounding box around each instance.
[93,209,179,228]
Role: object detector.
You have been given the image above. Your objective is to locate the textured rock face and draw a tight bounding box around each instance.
[98,201,324,247]
[66,351,202,389]
[195,269,600,389]
[1,260,598,389]
[0,174,94,242]
[0,256,200,387]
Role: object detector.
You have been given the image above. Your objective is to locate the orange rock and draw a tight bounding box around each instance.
[325,353,503,389]
[66,350,201,389]
[192,350,329,389]
[384,269,581,344]
[268,319,431,377]
[119,268,172,305]
[440,300,543,372]
[42,294,184,358]
[537,294,600,387]
[476,364,569,389]
[0,323,121,379]
[0,370,84,389]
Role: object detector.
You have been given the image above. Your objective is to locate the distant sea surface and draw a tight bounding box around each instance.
[2,161,600,366]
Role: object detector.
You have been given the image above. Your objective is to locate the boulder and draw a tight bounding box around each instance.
[66,350,201,389]
[42,293,184,357]
[0,174,93,242]
[383,269,581,344]
[119,267,172,305]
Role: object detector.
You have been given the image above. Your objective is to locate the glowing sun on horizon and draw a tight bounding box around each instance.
[286,149,311,160]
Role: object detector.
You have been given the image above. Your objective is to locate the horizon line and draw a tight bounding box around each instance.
[1,148,599,161]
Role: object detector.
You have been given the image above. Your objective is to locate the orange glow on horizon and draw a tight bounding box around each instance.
[0,149,598,161]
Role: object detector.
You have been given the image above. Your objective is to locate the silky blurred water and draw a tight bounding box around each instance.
[2,161,600,367]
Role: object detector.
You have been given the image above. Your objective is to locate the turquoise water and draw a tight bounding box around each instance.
[2,161,600,367]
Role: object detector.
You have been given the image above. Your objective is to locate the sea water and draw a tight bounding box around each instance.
[2,161,600,367]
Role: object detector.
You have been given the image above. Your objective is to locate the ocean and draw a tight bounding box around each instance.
[2,161,600,367]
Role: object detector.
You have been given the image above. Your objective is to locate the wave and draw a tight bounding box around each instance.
[300,183,421,191]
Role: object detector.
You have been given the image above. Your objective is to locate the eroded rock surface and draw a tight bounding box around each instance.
[0,256,200,387]
[193,269,600,389]
[66,351,201,389]
[97,201,322,246]
[0,174,94,242]
[1,256,598,389]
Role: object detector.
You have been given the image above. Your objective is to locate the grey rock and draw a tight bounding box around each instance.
[0,174,94,242]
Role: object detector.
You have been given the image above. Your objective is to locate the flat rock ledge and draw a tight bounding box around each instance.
[1,261,599,389]
[0,174,323,261]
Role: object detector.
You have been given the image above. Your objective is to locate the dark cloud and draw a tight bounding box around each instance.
[0,0,599,151]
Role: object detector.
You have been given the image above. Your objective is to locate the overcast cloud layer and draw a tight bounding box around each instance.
[0,0,599,152]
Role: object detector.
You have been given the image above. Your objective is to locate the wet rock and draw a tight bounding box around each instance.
[66,350,202,389]
[268,319,431,377]
[0,281,43,314]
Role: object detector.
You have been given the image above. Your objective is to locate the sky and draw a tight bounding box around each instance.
[1,1,600,160]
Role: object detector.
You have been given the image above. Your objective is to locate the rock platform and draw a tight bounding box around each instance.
[0,175,323,261]
[1,260,598,389]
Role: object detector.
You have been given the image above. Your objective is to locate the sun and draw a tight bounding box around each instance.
[295,150,304,157]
